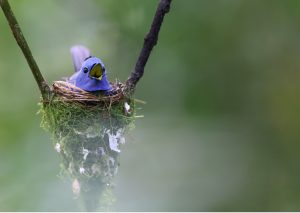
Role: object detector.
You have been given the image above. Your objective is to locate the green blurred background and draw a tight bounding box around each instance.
[1,0,300,211]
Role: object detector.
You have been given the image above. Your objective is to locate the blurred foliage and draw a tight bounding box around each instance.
[1,0,300,211]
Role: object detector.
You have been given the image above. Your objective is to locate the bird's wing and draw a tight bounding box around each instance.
[70,45,91,72]
[68,71,80,84]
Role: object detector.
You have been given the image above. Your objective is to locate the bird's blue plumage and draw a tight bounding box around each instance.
[68,45,112,92]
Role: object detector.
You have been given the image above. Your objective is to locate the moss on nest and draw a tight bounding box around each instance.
[39,81,135,211]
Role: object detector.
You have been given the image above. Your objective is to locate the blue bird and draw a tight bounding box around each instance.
[68,45,112,92]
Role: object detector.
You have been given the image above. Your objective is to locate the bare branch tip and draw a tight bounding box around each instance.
[125,0,173,94]
[1,0,50,101]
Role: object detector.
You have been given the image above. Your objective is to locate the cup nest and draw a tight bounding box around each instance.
[39,80,135,211]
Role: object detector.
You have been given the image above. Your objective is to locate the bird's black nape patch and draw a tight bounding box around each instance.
[84,56,93,61]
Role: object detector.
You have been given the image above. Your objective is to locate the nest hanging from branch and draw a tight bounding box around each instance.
[40,81,135,211]
[1,0,172,210]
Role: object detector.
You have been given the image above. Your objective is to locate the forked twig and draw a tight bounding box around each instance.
[0,0,172,98]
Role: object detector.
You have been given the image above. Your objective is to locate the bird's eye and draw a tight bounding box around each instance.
[83,67,88,73]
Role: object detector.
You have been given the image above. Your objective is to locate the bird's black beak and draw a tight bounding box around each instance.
[89,63,103,80]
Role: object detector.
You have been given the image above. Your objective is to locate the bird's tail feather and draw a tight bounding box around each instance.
[70,45,91,72]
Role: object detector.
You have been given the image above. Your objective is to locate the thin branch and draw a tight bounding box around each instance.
[0,0,50,100]
[125,0,172,93]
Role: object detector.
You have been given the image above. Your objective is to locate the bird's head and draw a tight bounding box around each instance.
[81,56,106,80]
[72,56,112,92]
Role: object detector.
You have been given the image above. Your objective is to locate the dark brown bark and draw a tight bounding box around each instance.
[0,0,50,100]
[125,0,172,93]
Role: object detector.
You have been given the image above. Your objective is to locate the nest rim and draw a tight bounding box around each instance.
[45,81,128,106]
